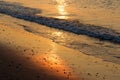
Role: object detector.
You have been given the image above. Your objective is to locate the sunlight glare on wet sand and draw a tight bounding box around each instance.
[52,32,63,37]
[31,52,78,80]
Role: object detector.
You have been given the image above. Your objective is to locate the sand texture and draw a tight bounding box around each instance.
[0,25,120,80]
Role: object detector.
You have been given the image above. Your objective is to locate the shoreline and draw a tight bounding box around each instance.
[0,24,120,80]
[0,1,120,44]
[0,1,120,80]
[0,13,120,65]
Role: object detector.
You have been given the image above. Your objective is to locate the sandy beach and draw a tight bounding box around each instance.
[0,24,120,80]
[0,0,120,80]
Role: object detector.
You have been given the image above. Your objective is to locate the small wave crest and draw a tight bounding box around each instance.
[0,1,120,44]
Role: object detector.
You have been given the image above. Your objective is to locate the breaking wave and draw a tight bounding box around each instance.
[0,1,120,43]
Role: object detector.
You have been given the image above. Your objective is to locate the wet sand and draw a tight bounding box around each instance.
[0,25,120,80]
[0,0,120,80]
[0,1,120,44]
[0,25,78,80]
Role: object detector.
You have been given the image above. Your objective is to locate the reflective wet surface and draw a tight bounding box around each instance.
[0,25,120,80]
[5,0,120,32]
[0,26,78,80]
[0,1,120,80]
[0,13,120,64]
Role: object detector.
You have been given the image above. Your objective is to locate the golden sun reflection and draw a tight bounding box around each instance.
[46,53,59,63]
[29,43,77,79]
[54,0,69,19]
[31,53,77,80]
[58,5,67,15]
[52,32,63,37]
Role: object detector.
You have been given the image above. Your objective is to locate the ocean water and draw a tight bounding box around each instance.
[2,0,120,43]
[0,0,120,64]
[5,0,120,31]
